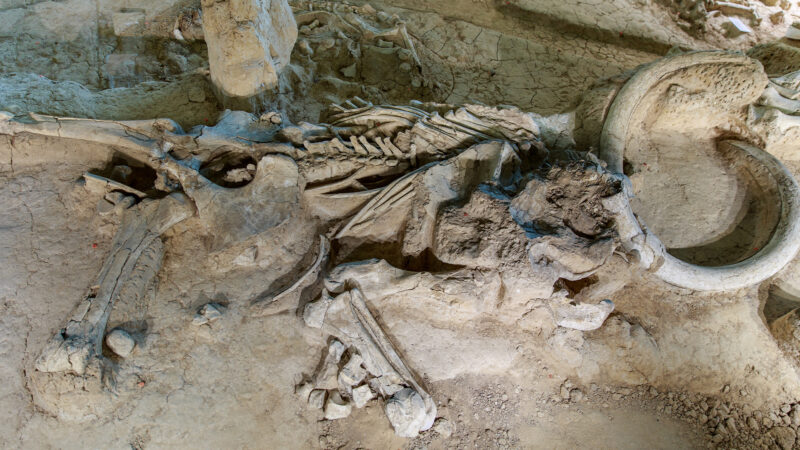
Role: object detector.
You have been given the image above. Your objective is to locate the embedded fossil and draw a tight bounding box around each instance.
[5,50,800,438]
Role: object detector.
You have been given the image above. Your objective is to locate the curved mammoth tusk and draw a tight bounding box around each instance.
[651,141,800,291]
[599,51,767,173]
[608,141,800,291]
[599,51,800,291]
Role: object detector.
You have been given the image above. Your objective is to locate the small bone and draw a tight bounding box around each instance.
[83,173,147,198]
[759,85,800,115]
[308,389,326,409]
[192,303,224,325]
[352,384,375,408]
[338,353,367,387]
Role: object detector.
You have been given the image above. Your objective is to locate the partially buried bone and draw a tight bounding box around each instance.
[304,287,436,437]
[159,154,301,251]
[0,113,182,164]
[35,192,194,375]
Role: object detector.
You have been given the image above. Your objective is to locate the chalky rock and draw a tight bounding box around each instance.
[786,22,800,40]
[324,392,352,420]
[193,303,224,325]
[105,329,135,358]
[352,385,375,408]
[201,0,298,97]
[308,389,326,410]
[550,299,615,331]
[338,354,367,387]
[385,388,428,438]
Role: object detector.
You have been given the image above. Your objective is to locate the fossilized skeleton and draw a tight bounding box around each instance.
[4,51,800,436]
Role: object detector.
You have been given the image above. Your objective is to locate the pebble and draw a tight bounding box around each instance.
[105,328,135,357]
[433,418,453,438]
[725,417,737,433]
[560,385,571,400]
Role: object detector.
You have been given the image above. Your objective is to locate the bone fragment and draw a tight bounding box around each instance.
[324,391,352,420]
[352,385,375,408]
[550,299,615,331]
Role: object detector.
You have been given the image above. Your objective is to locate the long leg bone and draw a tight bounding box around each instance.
[35,193,194,375]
